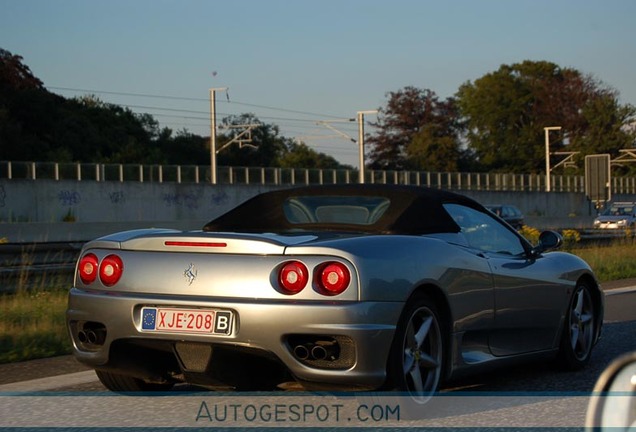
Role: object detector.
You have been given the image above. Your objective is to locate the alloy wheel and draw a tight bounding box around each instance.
[401,305,442,403]
[568,285,595,361]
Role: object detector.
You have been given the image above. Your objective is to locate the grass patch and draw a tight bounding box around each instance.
[0,287,71,363]
[570,241,636,282]
[520,226,636,283]
[0,270,73,364]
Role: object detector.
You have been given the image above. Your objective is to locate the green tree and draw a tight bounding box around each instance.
[0,48,43,91]
[0,48,55,160]
[70,96,159,163]
[366,86,463,171]
[156,128,209,165]
[456,60,636,173]
[577,93,636,155]
[0,48,164,164]
[278,141,346,169]
[407,126,460,172]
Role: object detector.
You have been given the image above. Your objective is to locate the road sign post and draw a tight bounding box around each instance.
[585,154,611,210]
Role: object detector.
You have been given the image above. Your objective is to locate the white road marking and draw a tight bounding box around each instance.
[604,286,636,296]
[0,370,97,392]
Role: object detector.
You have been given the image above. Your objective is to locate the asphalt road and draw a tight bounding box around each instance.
[1,282,635,429]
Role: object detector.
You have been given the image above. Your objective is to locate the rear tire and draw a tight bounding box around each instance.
[385,294,445,403]
[96,370,174,392]
[557,281,596,370]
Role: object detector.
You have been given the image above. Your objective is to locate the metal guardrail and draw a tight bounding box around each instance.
[0,242,81,274]
[2,160,636,194]
[0,241,80,292]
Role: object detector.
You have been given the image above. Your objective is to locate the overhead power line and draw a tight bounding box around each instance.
[45,85,375,166]
[47,86,349,120]
[48,86,367,131]
[122,103,352,125]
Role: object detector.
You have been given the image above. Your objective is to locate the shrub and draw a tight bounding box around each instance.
[561,229,581,249]
[519,225,540,244]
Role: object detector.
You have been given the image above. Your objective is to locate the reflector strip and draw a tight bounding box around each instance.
[164,241,227,247]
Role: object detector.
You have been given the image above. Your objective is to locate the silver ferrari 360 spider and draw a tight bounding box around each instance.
[66,184,603,399]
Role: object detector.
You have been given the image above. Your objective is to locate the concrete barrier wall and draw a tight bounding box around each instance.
[0,179,278,223]
[1,179,633,243]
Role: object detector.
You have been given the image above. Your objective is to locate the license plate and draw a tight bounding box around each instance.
[141,307,233,335]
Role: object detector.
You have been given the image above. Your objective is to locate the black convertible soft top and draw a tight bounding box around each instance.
[203,184,486,235]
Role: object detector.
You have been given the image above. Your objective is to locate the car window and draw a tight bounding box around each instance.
[443,203,526,256]
[283,196,391,226]
[601,204,635,216]
[501,206,520,218]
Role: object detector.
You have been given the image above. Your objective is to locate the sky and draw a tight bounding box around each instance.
[1,0,635,166]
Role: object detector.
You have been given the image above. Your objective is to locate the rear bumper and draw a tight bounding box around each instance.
[66,288,403,390]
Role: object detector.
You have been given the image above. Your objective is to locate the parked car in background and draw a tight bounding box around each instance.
[66,185,602,402]
[593,202,636,229]
[485,204,524,229]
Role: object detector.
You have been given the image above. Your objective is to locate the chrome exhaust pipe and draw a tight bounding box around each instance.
[311,344,327,360]
[85,330,98,344]
[293,344,310,360]
[77,326,106,345]
[77,330,88,343]
[311,341,337,361]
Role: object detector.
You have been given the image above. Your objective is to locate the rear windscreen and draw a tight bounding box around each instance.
[283,196,391,226]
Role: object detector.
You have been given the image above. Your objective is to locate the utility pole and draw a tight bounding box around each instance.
[316,110,377,184]
[544,126,562,192]
[357,110,378,184]
[209,87,227,184]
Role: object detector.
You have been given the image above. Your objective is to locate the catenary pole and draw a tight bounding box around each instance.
[544,126,562,192]
[209,88,227,184]
[357,110,378,184]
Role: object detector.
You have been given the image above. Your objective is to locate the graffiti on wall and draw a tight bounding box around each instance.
[162,192,201,210]
[161,190,228,211]
[210,191,229,206]
[2,182,268,223]
[109,191,125,204]
[58,190,81,206]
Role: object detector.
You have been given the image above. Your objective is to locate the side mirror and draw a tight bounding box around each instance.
[586,352,636,430]
[531,231,563,256]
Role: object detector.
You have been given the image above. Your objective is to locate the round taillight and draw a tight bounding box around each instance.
[99,254,124,286]
[319,262,351,295]
[78,253,99,285]
[278,261,308,294]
